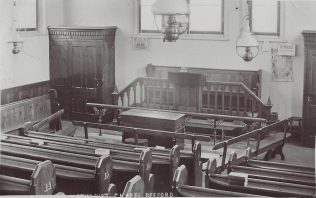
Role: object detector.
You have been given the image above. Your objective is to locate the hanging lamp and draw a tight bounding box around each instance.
[151,0,190,42]
[7,0,23,55]
[236,0,259,62]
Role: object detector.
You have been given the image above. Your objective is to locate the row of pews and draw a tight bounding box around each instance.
[1,93,314,197]
[1,121,315,197]
[173,151,315,197]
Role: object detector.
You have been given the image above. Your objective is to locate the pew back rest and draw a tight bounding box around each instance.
[1,94,51,133]
[1,89,60,134]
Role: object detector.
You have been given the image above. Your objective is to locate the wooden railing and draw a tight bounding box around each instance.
[86,104,266,141]
[113,77,272,120]
[213,118,289,171]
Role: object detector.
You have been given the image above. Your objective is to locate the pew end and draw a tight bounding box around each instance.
[139,148,153,193]
[172,165,188,193]
[204,157,217,187]
[96,155,113,194]
[192,142,202,186]
[30,160,56,195]
[107,183,117,197]
[227,151,238,173]
[122,175,145,197]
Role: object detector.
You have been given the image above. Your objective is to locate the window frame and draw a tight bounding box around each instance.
[247,0,284,41]
[136,0,228,40]
[16,0,46,36]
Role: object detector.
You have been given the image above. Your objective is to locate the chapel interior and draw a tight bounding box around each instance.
[0,0,315,197]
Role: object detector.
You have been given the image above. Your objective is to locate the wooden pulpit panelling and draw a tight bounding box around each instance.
[146,64,262,96]
[168,72,205,112]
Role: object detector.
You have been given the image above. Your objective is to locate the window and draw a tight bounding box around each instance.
[251,0,281,36]
[139,0,224,35]
[15,0,39,32]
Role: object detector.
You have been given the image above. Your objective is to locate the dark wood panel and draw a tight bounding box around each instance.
[48,26,117,121]
[1,94,51,133]
[146,64,262,97]
[1,81,50,105]
[302,30,316,147]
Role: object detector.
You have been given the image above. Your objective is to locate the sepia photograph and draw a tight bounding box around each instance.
[0,0,315,197]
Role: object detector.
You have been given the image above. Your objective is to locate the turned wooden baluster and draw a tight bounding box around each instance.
[207,85,210,113]
[237,86,240,116]
[221,85,225,114]
[153,80,157,107]
[112,85,119,105]
[139,79,144,105]
[146,80,150,107]
[229,86,233,115]
[127,87,131,107]
[93,107,107,136]
[214,85,218,114]
[133,84,137,106]
[166,82,170,109]
[159,80,163,109]
[120,93,125,106]
[244,91,247,115]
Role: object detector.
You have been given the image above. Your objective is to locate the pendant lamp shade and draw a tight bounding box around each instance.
[151,0,190,42]
[236,23,259,62]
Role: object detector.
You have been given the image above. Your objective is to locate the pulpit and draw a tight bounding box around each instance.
[168,72,206,112]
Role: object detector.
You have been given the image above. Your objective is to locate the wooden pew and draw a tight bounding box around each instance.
[244,148,315,175]
[0,141,114,195]
[0,160,56,195]
[1,89,61,134]
[24,112,77,136]
[23,129,177,190]
[73,120,204,186]
[172,164,261,197]
[205,157,316,197]
[122,175,145,197]
[25,129,202,191]
[1,134,153,194]
[22,131,172,192]
[228,149,316,186]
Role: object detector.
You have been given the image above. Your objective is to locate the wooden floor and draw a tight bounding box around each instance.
[63,121,315,169]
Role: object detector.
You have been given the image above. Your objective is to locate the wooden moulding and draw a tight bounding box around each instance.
[30,160,56,195]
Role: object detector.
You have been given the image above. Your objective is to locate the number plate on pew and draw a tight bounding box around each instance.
[30,139,45,146]
[94,148,110,156]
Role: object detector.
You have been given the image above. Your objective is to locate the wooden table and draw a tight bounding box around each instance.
[119,109,186,148]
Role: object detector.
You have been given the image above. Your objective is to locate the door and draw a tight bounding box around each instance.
[303,48,316,146]
[50,40,71,119]
[70,41,102,122]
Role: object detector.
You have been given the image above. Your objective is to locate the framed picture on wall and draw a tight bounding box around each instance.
[271,48,294,82]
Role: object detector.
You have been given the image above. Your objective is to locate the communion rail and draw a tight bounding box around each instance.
[213,118,290,171]
[113,77,272,120]
[87,103,266,144]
